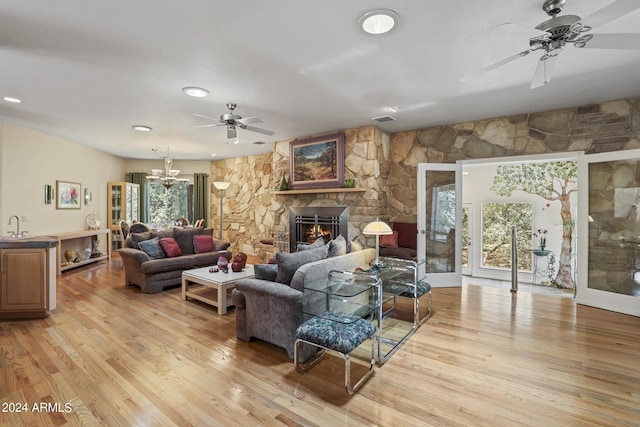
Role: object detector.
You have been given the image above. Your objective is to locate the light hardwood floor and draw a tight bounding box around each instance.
[1,259,639,426]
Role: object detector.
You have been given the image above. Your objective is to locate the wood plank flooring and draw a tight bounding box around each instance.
[1,259,639,426]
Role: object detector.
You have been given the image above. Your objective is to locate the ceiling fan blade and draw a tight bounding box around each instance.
[580,33,640,50]
[193,113,221,122]
[460,48,537,82]
[237,116,263,125]
[493,23,546,39]
[193,124,219,128]
[241,124,275,136]
[227,126,237,139]
[530,55,559,89]
[580,0,640,30]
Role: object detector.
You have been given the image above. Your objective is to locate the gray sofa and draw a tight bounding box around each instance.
[232,246,375,359]
[119,227,231,294]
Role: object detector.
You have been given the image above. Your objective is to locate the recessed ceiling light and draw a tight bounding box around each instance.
[3,97,22,103]
[210,153,217,157]
[132,125,152,132]
[182,86,210,98]
[358,9,399,35]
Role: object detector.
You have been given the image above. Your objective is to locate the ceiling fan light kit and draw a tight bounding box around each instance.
[464,0,640,88]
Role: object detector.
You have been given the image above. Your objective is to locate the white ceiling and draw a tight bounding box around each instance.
[1,0,639,160]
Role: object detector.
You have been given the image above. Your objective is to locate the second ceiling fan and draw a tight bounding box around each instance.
[195,103,275,139]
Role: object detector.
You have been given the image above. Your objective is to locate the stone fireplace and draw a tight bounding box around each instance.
[289,206,349,252]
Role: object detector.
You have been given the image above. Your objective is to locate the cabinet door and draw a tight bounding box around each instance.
[0,249,47,312]
[110,183,123,225]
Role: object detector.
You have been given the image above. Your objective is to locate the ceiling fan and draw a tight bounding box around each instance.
[194,103,275,139]
[463,0,640,88]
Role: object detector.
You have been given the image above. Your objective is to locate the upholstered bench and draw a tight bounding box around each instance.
[294,311,376,394]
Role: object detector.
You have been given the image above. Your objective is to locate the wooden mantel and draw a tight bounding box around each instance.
[272,187,367,195]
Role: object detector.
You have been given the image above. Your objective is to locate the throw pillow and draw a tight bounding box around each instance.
[393,222,417,250]
[328,234,347,257]
[254,264,278,281]
[380,231,399,248]
[349,240,364,252]
[138,237,166,260]
[275,245,329,285]
[173,227,204,255]
[296,238,326,252]
[159,237,183,258]
[130,231,154,250]
[193,235,215,253]
[212,238,231,252]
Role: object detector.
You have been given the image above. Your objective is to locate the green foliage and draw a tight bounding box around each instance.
[148,183,189,227]
[490,161,577,199]
[482,203,532,270]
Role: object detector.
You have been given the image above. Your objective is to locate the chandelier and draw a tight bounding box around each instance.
[146,147,189,189]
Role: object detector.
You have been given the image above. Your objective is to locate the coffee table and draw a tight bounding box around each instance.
[181,265,254,315]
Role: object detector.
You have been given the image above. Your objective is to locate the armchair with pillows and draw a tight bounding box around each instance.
[231,235,375,360]
[119,227,231,294]
[379,222,418,260]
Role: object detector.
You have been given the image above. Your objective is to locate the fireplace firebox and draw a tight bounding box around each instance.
[289,206,349,252]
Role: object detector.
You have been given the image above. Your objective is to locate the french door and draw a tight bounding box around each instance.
[577,148,640,316]
[417,163,462,287]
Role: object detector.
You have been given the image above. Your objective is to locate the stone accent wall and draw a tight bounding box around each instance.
[388,97,640,220]
[211,126,390,260]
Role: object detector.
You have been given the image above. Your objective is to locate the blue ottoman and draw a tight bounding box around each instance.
[294,311,376,394]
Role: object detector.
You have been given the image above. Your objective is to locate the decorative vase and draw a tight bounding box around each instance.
[231,260,243,272]
[278,172,288,191]
[234,252,247,268]
[217,255,229,272]
[64,249,74,266]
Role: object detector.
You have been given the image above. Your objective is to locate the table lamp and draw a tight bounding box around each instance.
[363,218,393,266]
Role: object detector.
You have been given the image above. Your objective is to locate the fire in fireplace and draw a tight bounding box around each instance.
[289,206,349,252]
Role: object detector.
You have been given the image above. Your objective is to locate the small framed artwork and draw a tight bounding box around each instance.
[289,132,345,189]
[84,188,92,205]
[44,184,54,204]
[56,180,81,209]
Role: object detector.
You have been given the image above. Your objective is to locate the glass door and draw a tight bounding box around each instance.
[462,203,472,276]
[417,163,462,287]
[577,148,640,316]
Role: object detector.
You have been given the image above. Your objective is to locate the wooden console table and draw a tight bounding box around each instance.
[48,229,111,275]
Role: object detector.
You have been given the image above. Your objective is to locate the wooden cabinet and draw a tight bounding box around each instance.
[108,182,139,251]
[0,248,49,319]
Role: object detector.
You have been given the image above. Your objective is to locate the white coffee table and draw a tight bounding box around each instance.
[181,265,254,315]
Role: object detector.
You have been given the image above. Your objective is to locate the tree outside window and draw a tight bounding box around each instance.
[147,182,190,228]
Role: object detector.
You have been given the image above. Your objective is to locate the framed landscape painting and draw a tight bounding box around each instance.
[56,180,81,209]
[289,132,345,189]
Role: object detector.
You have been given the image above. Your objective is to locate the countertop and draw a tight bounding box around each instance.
[0,236,59,249]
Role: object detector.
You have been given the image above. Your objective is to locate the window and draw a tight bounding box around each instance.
[481,202,532,271]
[147,182,192,228]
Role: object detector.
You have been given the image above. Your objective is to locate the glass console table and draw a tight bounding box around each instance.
[373,257,427,364]
[301,258,429,366]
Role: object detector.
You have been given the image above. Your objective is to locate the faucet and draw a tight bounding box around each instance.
[8,215,25,237]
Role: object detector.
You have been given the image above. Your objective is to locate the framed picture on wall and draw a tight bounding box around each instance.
[289,132,345,189]
[56,180,81,209]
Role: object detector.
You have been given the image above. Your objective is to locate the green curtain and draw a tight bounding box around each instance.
[193,173,208,227]
[126,172,148,223]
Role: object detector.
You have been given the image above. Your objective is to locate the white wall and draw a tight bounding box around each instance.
[0,122,126,235]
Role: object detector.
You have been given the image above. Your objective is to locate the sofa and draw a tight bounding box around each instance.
[379,222,418,260]
[119,227,231,294]
[231,239,375,360]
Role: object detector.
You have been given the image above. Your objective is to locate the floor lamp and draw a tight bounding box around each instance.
[363,218,393,266]
[213,181,230,240]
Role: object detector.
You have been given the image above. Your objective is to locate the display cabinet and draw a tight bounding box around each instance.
[107,182,139,251]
